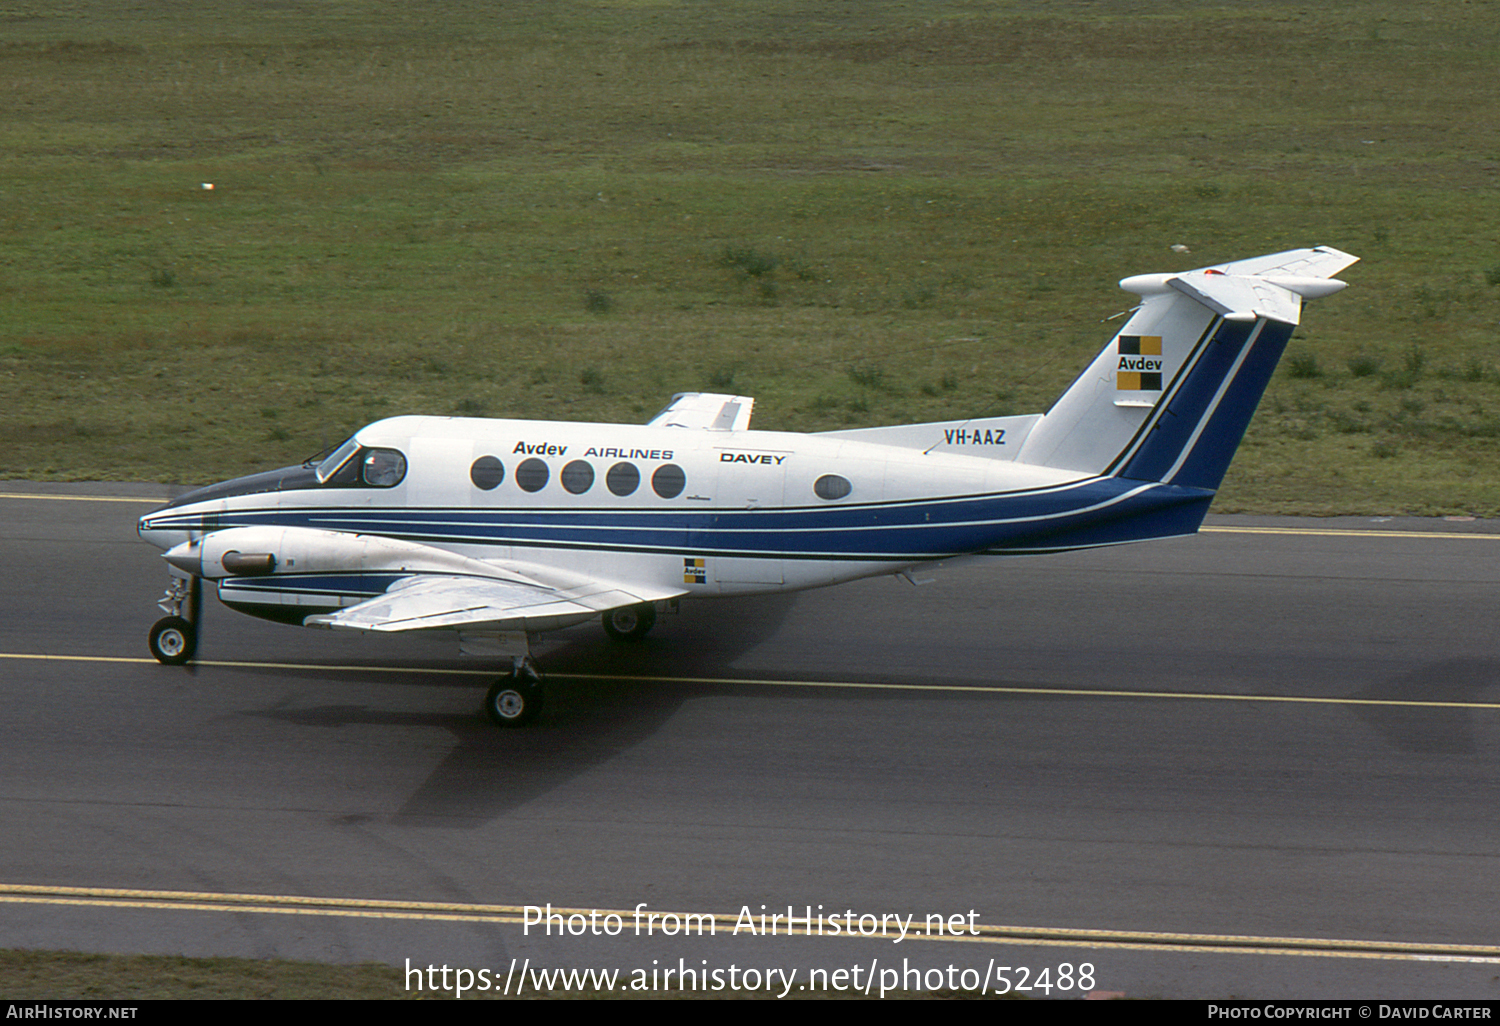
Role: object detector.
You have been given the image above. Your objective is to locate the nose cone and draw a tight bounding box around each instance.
[163,538,203,576]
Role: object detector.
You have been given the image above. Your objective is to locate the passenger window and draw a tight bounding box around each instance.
[471,456,505,490]
[515,458,549,493]
[561,460,595,495]
[606,462,640,496]
[652,463,686,499]
[360,448,407,488]
[813,474,852,500]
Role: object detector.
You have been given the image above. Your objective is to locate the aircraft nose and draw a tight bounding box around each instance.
[138,513,189,552]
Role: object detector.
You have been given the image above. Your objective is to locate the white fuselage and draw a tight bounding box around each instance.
[139,414,1111,614]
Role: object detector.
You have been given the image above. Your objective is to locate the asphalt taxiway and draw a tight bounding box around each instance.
[3,482,1499,999]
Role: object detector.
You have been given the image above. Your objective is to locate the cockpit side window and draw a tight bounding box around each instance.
[359,448,407,488]
[314,442,407,488]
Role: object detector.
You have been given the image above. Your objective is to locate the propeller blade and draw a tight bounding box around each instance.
[186,575,203,676]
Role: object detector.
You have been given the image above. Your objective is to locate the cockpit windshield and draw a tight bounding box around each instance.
[314,437,361,484]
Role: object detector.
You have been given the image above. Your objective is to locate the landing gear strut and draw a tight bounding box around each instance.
[149,575,201,665]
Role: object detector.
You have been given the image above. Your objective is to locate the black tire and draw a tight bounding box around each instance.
[485,676,543,727]
[149,616,196,665]
[602,602,657,642]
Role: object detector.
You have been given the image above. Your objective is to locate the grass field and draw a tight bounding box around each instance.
[0,948,423,1000]
[2,0,1498,513]
[0,948,967,1000]
[2,3,1498,998]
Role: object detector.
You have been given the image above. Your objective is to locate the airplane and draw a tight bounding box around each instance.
[137,245,1357,726]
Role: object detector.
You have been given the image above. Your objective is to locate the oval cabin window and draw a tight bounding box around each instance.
[651,464,686,499]
[813,474,852,500]
[606,462,640,496]
[470,456,504,490]
[515,458,549,493]
[561,460,595,495]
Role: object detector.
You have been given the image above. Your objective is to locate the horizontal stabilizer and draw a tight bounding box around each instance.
[1205,245,1359,280]
[1168,273,1304,325]
[1120,245,1357,325]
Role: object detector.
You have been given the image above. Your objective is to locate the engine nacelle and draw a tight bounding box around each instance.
[163,526,498,580]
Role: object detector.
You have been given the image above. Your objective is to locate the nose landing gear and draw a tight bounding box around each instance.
[149,575,201,665]
[148,616,195,665]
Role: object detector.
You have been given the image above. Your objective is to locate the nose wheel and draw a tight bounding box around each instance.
[149,575,202,665]
[149,617,197,665]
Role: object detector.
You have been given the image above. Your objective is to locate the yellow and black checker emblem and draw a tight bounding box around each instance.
[1117,335,1163,391]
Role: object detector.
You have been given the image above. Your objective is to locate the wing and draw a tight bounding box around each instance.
[306,572,683,633]
[645,392,755,431]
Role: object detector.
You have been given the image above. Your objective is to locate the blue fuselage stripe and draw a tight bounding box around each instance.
[145,477,1215,560]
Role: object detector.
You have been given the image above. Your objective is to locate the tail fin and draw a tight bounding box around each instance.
[1015,246,1356,490]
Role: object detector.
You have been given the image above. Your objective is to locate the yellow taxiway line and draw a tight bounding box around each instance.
[1,884,1496,963]
[5,493,1494,966]
[1200,525,1500,541]
[0,492,166,504]
[4,652,1500,711]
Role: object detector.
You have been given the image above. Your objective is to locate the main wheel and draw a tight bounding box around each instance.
[485,676,543,727]
[602,602,657,642]
[149,616,196,665]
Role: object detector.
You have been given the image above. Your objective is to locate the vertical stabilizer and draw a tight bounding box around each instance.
[1015,246,1355,490]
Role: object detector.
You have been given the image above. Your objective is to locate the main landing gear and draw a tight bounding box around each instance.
[482,602,661,727]
[602,602,657,642]
[484,657,544,728]
[461,631,547,728]
[149,575,202,665]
